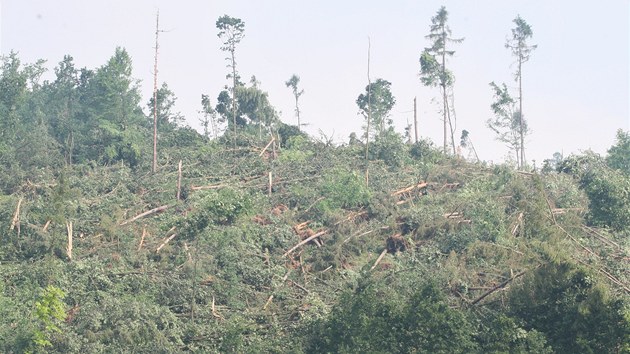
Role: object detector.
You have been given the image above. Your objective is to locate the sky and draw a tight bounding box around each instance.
[1,0,629,164]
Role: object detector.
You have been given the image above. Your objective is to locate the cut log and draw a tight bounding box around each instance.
[119,205,169,225]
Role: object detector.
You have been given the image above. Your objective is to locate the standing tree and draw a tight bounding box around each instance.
[419,6,463,155]
[487,81,527,164]
[285,74,304,131]
[356,78,396,138]
[216,15,245,139]
[200,94,219,139]
[506,15,537,168]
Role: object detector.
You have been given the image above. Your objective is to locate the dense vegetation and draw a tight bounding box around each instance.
[1,17,629,354]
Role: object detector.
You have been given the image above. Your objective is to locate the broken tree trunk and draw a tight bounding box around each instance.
[156,233,177,253]
[259,137,275,157]
[10,198,23,237]
[120,205,170,225]
[370,249,388,270]
[472,269,528,305]
[66,221,73,261]
[176,160,182,201]
[283,230,328,257]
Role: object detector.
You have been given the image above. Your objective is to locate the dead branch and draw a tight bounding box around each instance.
[42,220,51,232]
[371,249,388,270]
[120,205,170,225]
[472,269,528,305]
[283,230,328,257]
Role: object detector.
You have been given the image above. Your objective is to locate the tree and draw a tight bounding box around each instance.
[487,81,528,163]
[420,6,463,155]
[78,47,147,166]
[506,15,537,168]
[460,129,479,162]
[200,94,219,139]
[216,15,245,139]
[146,82,183,133]
[356,78,396,138]
[606,129,630,174]
[285,74,304,131]
[48,55,80,165]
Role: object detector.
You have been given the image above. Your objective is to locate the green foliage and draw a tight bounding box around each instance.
[607,129,630,174]
[318,168,371,212]
[356,78,396,136]
[33,285,66,350]
[508,262,629,353]
[561,153,630,230]
[309,278,478,353]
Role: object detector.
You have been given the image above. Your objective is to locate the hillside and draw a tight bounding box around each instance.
[0,49,628,353]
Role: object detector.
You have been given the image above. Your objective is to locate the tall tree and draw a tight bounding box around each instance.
[285,74,304,131]
[506,15,537,168]
[216,15,245,139]
[79,47,146,166]
[48,55,80,165]
[356,78,396,138]
[606,129,630,174]
[419,6,463,155]
[487,81,527,163]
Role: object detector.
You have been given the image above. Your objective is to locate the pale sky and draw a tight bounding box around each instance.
[2,0,629,164]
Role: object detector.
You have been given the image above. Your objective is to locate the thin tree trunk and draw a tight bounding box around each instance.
[176,160,182,201]
[413,97,418,143]
[295,95,301,131]
[152,11,160,174]
[365,37,371,186]
[231,49,237,144]
[518,59,525,169]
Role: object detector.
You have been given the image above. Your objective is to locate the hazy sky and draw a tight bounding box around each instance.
[2,0,629,164]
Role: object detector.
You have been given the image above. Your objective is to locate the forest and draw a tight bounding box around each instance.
[0,6,629,354]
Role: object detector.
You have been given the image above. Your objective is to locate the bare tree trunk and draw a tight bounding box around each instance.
[413,97,418,143]
[365,37,371,186]
[231,49,237,145]
[152,11,160,174]
[518,59,525,169]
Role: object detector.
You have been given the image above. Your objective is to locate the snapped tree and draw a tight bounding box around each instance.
[419,6,463,155]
